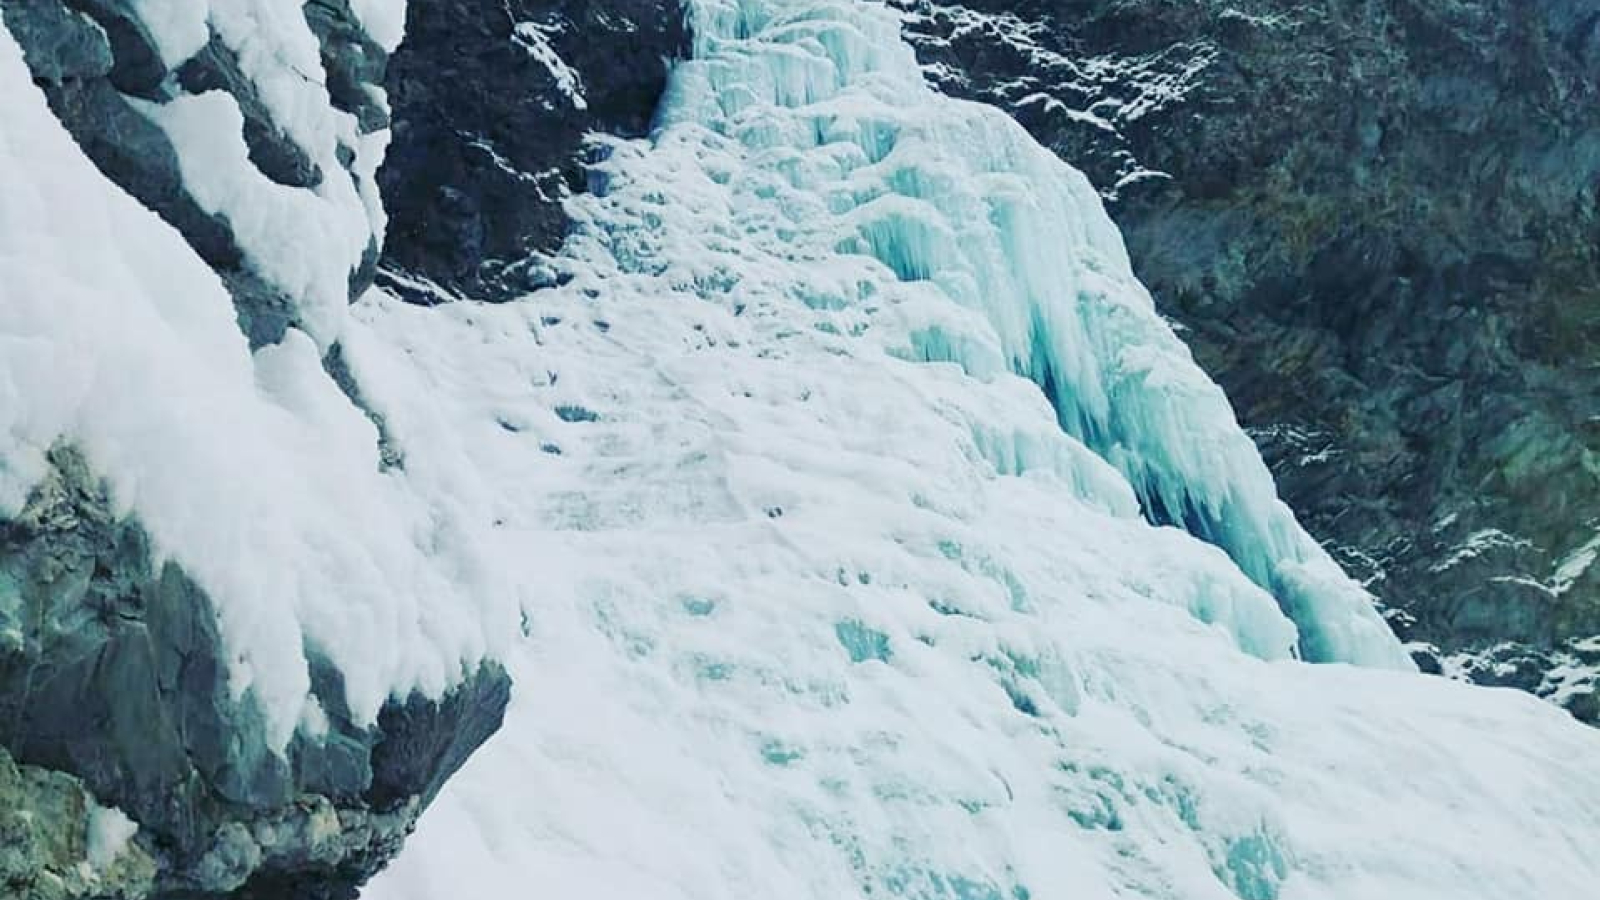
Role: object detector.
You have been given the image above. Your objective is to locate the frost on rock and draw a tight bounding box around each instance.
[513,19,588,110]
[348,2,1600,898]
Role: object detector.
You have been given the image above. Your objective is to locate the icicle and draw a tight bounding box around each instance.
[674,0,1409,668]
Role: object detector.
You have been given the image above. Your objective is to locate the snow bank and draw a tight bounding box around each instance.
[85,803,139,872]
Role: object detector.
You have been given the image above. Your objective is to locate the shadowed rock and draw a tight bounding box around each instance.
[378,0,689,301]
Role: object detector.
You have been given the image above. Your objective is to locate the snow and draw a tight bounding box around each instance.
[349,0,409,53]
[126,0,210,68]
[133,90,375,344]
[1552,529,1600,596]
[513,20,589,110]
[1430,527,1533,573]
[331,0,1596,897]
[85,803,139,871]
[125,0,392,346]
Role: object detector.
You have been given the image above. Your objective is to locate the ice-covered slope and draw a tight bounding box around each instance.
[4,0,1598,895]
[326,1,1600,897]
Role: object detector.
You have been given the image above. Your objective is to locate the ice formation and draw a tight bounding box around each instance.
[339,0,1593,896]
[668,0,1411,669]
[4,0,1600,896]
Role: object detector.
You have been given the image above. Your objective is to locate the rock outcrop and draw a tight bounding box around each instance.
[892,0,1600,720]
[377,0,689,302]
[1,0,390,349]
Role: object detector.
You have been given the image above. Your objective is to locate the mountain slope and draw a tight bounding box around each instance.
[1,1,1597,897]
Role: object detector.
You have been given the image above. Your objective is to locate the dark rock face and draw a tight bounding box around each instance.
[1,746,158,899]
[378,0,689,302]
[893,0,1600,717]
[0,448,511,899]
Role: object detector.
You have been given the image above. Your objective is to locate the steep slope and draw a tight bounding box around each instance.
[0,0,695,894]
[335,0,1600,897]
[3,0,1598,898]
[889,0,1600,721]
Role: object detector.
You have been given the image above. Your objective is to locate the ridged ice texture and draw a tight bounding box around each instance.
[668,0,1408,667]
[361,2,1600,898]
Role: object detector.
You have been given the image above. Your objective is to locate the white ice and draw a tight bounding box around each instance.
[338,1,1593,897]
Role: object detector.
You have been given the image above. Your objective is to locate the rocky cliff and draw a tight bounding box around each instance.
[892,0,1600,721]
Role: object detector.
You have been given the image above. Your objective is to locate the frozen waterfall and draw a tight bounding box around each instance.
[346,2,1597,898]
[663,0,1409,667]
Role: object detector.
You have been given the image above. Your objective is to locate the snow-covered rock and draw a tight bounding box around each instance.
[0,5,507,896]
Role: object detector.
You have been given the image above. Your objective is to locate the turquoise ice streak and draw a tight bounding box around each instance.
[661,0,1409,667]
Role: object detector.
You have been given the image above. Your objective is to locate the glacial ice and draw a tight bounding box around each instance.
[4,0,1600,897]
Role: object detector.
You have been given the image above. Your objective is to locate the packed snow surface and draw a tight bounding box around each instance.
[4,0,1599,896]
